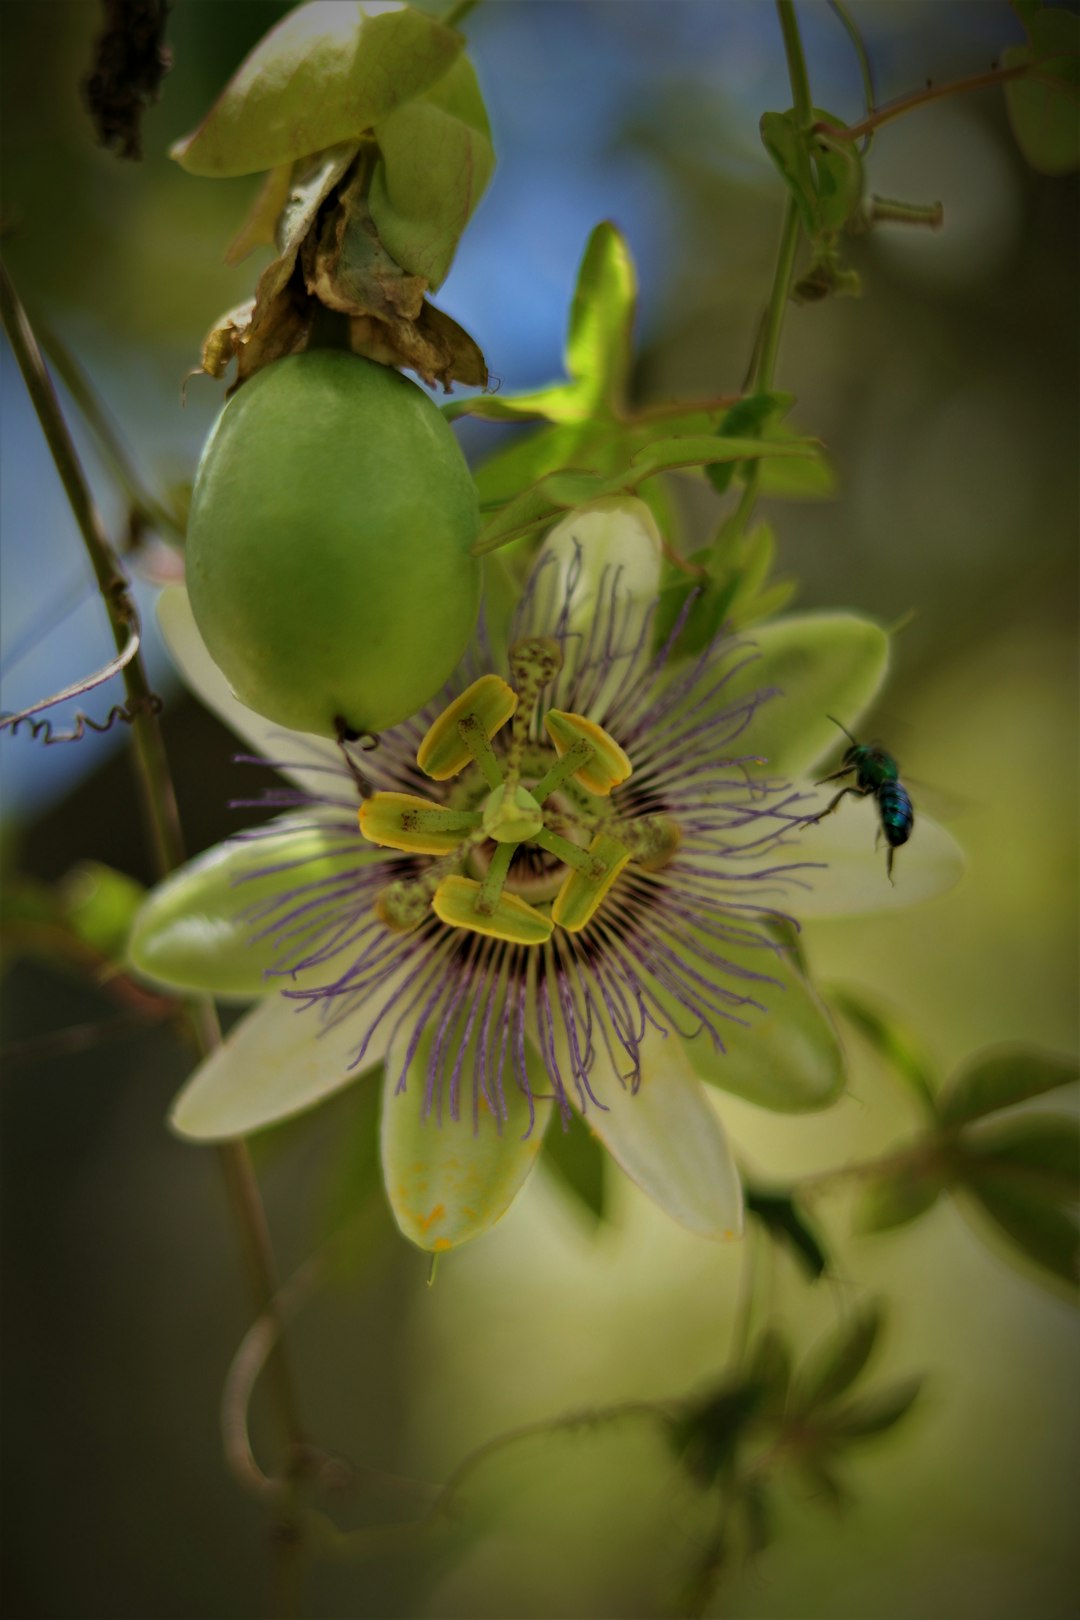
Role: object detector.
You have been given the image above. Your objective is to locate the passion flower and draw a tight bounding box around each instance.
[185,350,480,737]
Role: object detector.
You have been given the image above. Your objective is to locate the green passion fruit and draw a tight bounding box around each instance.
[185,352,480,737]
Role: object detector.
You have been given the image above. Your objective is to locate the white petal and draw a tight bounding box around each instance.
[157,585,341,796]
[517,497,663,718]
[169,976,400,1140]
[576,1024,743,1240]
[784,784,965,917]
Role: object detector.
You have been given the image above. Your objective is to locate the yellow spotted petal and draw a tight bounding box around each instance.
[417,675,518,780]
[544,709,632,795]
[552,833,631,932]
[433,875,553,945]
[359,791,478,854]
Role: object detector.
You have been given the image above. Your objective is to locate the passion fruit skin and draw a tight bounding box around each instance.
[185,351,480,737]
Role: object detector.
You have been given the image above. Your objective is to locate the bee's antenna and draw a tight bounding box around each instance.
[826,714,859,745]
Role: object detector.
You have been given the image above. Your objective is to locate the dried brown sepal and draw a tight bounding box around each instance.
[191,146,487,393]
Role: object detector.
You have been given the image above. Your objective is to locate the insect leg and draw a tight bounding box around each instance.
[806,784,868,825]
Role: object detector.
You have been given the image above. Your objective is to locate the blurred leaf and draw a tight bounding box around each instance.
[760,110,818,236]
[61,861,146,961]
[798,1455,852,1512]
[318,1064,384,1250]
[172,3,462,177]
[671,1379,763,1486]
[959,1178,1079,1290]
[855,1163,943,1234]
[753,422,838,499]
[937,1046,1078,1128]
[369,56,494,287]
[745,1186,830,1280]
[564,219,637,415]
[792,1303,883,1412]
[829,986,938,1115]
[543,1115,607,1229]
[955,1114,1079,1204]
[826,1374,923,1440]
[741,1476,774,1556]
[759,108,863,239]
[746,1327,793,1411]
[1003,8,1080,176]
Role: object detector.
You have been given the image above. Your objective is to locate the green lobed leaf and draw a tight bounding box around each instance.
[826,1375,923,1440]
[937,1045,1078,1129]
[718,611,890,778]
[368,55,495,287]
[543,1114,608,1229]
[959,1178,1079,1290]
[855,1162,944,1235]
[172,3,463,177]
[1003,9,1080,176]
[380,1024,552,1251]
[129,821,378,998]
[792,1303,884,1413]
[954,1115,1080,1205]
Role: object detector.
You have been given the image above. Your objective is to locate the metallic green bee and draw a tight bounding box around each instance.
[808,717,914,883]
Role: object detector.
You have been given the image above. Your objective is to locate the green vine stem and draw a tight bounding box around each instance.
[777,0,814,127]
[0,255,309,1598]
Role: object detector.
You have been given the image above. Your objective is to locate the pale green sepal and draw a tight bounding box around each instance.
[719,613,890,778]
[369,56,495,288]
[660,942,845,1113]
[170,988,388,1141]
[572,1025,743,1240]
[381,1027,553,1251]
[129,820,380,997]
[157,586,341,794]
[792,788,965,916]
[171,3,462,178]
[518,498,662,712]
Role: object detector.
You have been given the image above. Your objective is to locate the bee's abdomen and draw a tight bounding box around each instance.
[879,783,914,847]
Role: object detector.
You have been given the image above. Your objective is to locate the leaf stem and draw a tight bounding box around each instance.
[814,61,1029,145]
[755,197,801,396]
[777,0,814,127]
[0,257,310,1587]
[443,0,481,30]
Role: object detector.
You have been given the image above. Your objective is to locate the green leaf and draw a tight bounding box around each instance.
[937,1046,1078,1129]
[792,1303,883,1412]
[1004,9,1080,176]
[828,987,938,1115]
[172,3,463,177]
[671,1380,763,1485]
[60,861,146,961]
[759,108,862,239]
[826,1375,923,1440]
[716,611,890,778]
[543,1114,607,1228]
[744,1186,830,1279]
[760,110,819,236]
[380,1025,552,1251]
[855,1162,943,1234]
[129,821,378,998]
[753,422,838,499]
[959,1178,1079,1290]
[746,1327,794,1408]
[955,1115,1079,1204]
[705,393,790,495]
[368,55,494,287]
[812,128,864,234]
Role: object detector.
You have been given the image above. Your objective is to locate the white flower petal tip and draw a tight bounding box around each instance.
[156,586,341,793]
[575,1030,744,1241]
[791,786,966,917]
[168,991,385,1142]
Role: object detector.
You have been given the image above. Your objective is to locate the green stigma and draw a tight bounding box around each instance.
[481,783,545,844]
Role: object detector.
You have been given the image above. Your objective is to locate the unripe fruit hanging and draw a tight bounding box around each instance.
[185,351,480,737]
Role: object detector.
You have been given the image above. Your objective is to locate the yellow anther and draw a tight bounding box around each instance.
[552,833,631,932]
[417,676,518,781]
[432,875,553,946]
[359,792,480,855]
[544,710,632,797]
